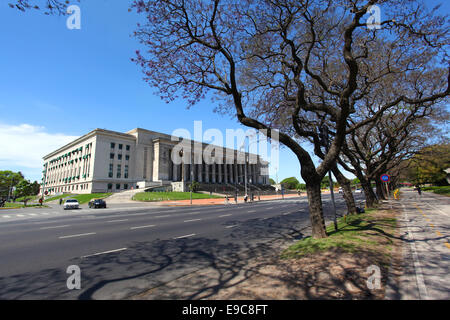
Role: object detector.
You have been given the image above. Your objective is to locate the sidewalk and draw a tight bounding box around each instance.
[385,189,450,300]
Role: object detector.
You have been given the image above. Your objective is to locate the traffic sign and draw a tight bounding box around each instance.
[380,174,390,182]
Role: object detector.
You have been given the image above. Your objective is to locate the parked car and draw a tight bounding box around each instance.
[354,188,363,194]
[88,199,107,209]
[338,187,343,194]
[63,199,79,210]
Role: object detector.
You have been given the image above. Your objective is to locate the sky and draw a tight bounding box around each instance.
[0,0,448,183]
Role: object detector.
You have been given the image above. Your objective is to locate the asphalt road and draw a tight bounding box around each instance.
[0,193,364,299]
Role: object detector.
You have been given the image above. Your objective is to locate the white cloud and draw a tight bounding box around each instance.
[0,124,78,180]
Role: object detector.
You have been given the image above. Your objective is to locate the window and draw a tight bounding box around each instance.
[125,155,130,161]
[124,165,129,179]
[118,154,122,160]
[110,153,114,159]
[119,144,123,150]
[126,145,130,151]
[117,164,121,178]
[108,164,113,178]
[110,142,115,149]
[107,183,112,190]
[124,184,128,190]
[116,184,120,190]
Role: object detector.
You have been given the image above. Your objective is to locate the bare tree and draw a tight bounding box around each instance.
[8,0,76,14]
[131,0,449,238]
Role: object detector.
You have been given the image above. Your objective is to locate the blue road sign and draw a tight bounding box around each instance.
[380,174,390,182]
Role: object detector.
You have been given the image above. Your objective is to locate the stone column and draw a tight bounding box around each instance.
[218,163,222,183]
[223,162,228,183]
[211,163,216,183]
[205,163,209,183]
[183,164,188,182]
[173,163,178,182]
[197,164,202,183]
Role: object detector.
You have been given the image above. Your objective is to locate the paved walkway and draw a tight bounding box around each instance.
[386,189,450,300]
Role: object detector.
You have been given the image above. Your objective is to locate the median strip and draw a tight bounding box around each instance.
[59,232,96,239]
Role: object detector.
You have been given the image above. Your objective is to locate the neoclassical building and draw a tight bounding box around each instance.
[41,128,270,195]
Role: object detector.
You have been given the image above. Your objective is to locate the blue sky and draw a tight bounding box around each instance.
[0,0,306,183]
[0,0,448,183]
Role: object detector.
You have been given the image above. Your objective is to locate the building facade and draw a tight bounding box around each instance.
[41,128,270,195]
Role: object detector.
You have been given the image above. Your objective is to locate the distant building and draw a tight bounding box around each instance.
[40,128,269,195]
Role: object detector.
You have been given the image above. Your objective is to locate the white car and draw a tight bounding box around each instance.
[63,199,79,210]
[354,188,362,194]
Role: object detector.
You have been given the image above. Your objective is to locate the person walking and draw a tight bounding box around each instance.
[416,185,422,195]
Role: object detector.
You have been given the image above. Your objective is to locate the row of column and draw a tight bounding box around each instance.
[173,162,261,184]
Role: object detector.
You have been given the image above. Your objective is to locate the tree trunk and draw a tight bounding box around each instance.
[306,182,328,239]
[361,178,378,208]
[332,166,357,215]
[375,179,386,200]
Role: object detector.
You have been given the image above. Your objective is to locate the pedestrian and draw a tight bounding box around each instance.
[416,185,422,195]
[244,194,248,203]
[59,198,63,205]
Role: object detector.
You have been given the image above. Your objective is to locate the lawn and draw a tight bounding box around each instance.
[422,186,450,196]
[281,208,397,261]
[133,191,223,202]
[45,193,112,204]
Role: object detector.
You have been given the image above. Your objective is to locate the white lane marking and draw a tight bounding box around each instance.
[40,225,70,230]
[81,248,127,259]
[219,214,232,217]
[41,213,49,215]
[59,232,96,239]
[174,233,196,239]
[28,214,37,216]
[283,211,294,215]
[225,225,237,228]
[247,210,256,213]
[154,215,170,218]
[130,224,156,230]
[2,215,11,218]
[267,207,274,210]
[17,215,25,217]
[107,219,129,223]
[402,204,429,300]
[187,211,201,215]
[184,218,202,223]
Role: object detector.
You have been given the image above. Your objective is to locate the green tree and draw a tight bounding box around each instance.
[321,176,330,189]
[280,177,300,190]
[405,144,450,185]
[0,171,25,199]
[14,179,36,205]
[269,178,276,185]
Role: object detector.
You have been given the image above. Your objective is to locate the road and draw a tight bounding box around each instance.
[394,189,450,300]
[0,193,363,299]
